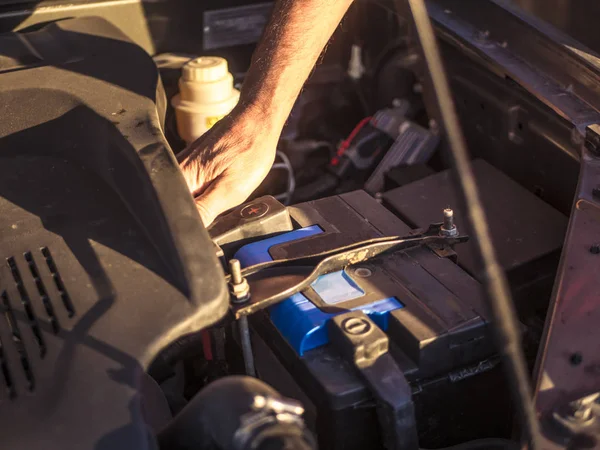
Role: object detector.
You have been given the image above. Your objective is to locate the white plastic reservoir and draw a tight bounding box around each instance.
[172,56,240,144]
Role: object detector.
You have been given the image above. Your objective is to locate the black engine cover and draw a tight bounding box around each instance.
[0,18,228,450]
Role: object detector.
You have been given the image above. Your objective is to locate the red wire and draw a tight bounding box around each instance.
[201,330,213,361]
[331,116,372,166]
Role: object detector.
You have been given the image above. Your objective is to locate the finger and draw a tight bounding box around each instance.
[194,175,252,226]
[179,156,210,197]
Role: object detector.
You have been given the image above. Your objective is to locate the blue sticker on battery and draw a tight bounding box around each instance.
[234,226,403,355]
[234,225,324,266]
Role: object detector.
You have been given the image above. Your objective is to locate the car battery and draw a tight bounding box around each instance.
[383,159,568,320]
[230,191,512,449]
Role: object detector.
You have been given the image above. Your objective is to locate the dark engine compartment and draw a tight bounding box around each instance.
[0,1,599,449]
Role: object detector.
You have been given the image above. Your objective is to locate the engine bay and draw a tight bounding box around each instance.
[0,1,599,449]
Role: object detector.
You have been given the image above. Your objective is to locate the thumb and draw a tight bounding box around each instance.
[194,175,250,227]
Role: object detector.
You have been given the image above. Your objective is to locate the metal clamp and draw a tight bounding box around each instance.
[233,394,307,450]
[229,222,468,319]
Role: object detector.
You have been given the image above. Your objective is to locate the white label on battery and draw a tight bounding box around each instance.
[311,271,365,305]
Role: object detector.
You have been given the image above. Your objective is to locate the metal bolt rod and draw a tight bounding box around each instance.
[230,259,243,285]
[228,258,255,375]
[443,208,454,230]
[239,316,256,377]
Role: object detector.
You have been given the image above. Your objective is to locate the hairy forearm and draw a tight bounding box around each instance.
[240,0,354,128]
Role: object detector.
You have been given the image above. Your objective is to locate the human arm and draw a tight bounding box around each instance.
[179,0,354,225]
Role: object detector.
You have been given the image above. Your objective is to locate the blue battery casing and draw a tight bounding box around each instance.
[234,226,403,355]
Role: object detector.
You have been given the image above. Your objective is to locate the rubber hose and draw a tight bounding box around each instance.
[157,375,315,450]
[422,438,520,450]
[260,435,315,450]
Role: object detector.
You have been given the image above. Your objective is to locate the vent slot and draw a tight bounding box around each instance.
[7,257,46,357]
[24,252,59,334]
[41,248,74,318]
[1,291,35,392]
[0,333,16,399]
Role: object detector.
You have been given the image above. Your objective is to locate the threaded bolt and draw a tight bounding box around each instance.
[443,208,454,230]
[230,259,243,285]
[229,259,250,303]
[441,208,458,237]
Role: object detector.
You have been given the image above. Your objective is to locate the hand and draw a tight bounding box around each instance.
[178,107,279,226]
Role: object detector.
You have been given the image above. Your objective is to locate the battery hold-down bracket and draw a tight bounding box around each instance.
[328,311,419,450]
[229,222,468,319]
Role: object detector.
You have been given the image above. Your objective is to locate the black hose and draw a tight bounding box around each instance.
[422,438,520,450]
[255,435,315,450]
[398,0,541,448]
[157,375,315,450]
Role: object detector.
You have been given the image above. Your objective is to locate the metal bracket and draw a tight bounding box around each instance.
[534,137,600,449]
[228,223,468,318]
[328,311,419,450]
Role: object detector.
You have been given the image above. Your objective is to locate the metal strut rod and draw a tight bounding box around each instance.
[401,1,541,448]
